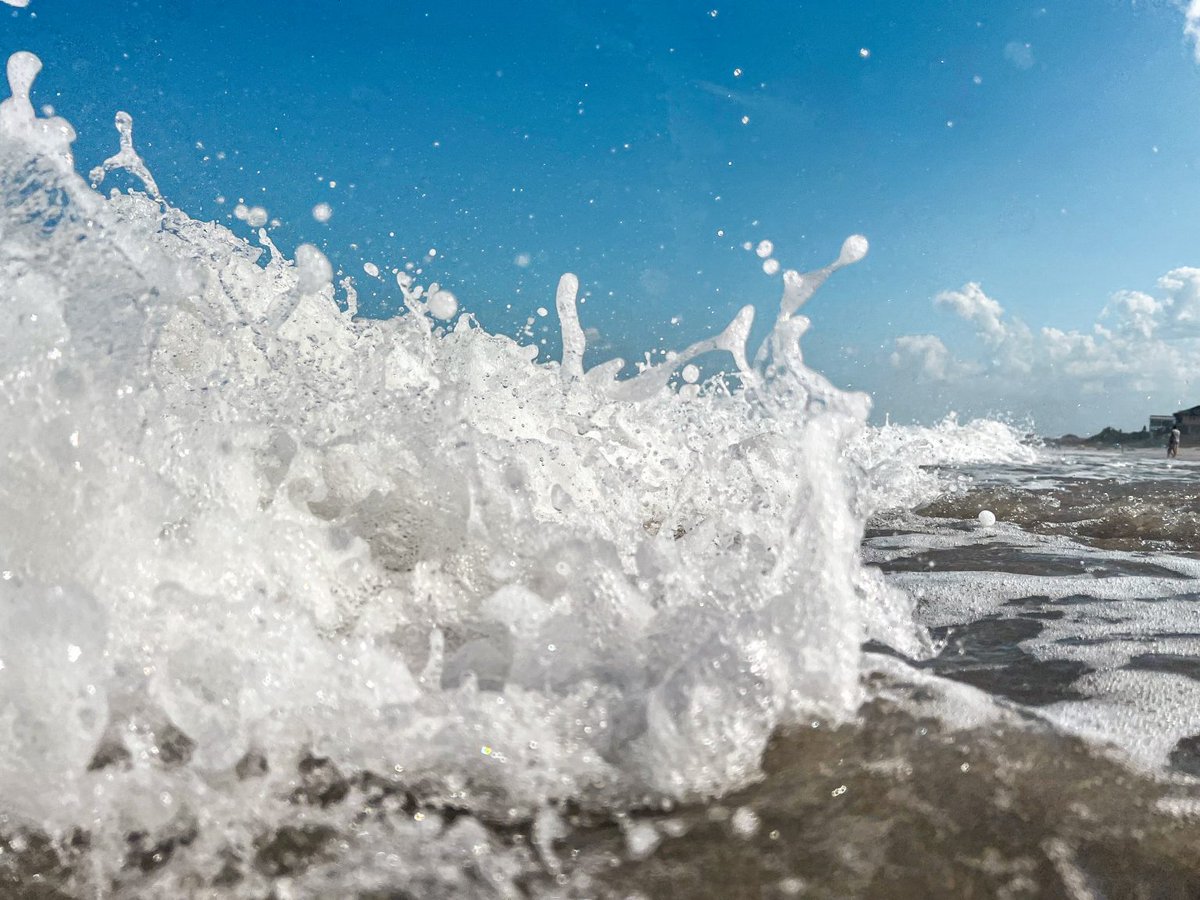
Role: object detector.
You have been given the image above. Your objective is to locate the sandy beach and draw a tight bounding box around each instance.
[1048,440,1200,462]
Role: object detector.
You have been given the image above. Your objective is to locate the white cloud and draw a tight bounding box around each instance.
[891,334,953,381]
[887,269,1200,433]
[1183,0,1200,61]
[1102,290,1161,339]
[931,282,1035,374]
[934,282,1008,344]
[1156,266,1200,326]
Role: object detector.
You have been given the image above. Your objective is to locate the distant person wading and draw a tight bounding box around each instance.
[1168,426,1181,459]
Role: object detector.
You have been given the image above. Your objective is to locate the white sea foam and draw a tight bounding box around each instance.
[0,50,1033,892]
[852,415,1038,512]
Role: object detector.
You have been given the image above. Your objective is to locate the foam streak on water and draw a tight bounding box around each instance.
[0,51,1034,896]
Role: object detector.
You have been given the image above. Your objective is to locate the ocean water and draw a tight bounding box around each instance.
[3,48,1200,899]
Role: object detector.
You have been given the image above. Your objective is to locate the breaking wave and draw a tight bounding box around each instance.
[0,50,1031,896]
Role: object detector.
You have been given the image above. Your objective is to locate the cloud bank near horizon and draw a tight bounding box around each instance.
[888,268,1200,435]
[873,3,1200,436]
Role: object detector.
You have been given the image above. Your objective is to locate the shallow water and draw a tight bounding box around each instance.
[919,451,1200,553]
[868,458,1200,781]
[600,690,1200,900]
[9,664,1200,899]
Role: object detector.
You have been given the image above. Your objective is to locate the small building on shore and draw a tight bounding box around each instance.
[1152,406,1200,436]
[1177,405,1200,435]
[1150,414,1175,434]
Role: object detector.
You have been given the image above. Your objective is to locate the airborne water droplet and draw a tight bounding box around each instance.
[88,110,161,200]
[427,288,458,320]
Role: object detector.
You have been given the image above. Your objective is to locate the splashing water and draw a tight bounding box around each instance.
[88,110,161,201]
[0,50,1024,896]
[0,51,74,160]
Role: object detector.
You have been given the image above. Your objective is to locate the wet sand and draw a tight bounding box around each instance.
[1054,443,1200,463]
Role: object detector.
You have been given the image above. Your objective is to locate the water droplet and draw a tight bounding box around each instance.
[427,289,458,320]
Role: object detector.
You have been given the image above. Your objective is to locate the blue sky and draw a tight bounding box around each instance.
[6,1,1200,431]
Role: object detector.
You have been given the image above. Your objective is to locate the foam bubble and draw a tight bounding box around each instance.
[294,242,333,293]
[427,287,458,320]
[836,234,869,267]
[731,806,760,837]
[625,822,662,859]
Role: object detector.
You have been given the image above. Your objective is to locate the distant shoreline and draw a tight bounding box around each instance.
[1045,428,1200,459]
